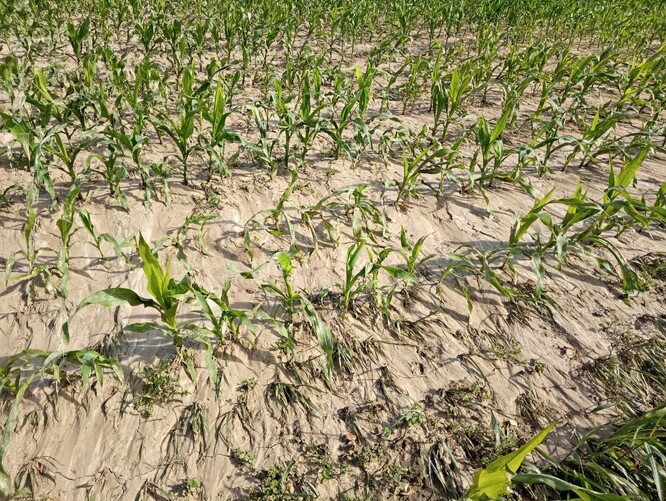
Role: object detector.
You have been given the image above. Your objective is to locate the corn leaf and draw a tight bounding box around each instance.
[467,422,556,500]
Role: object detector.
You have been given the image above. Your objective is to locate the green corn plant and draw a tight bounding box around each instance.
[0,54,29,111]
[173,212,215,256]
[244,170,299,261]
[397,226,436,277]
[272,80,298,169]
[79,209,128,261]
[190,280,254,343]
[437,246,523,317]
[467,422,556,500]
[150,69,201,185]
[300,183,388,253]
[44,131,101,188]
[148,161,172,205]
[5,188,39,288]
[400,55,429,114]
[62,234,191,344]
[522,113,567,176]
[472,99,515,180]
[338,239,375,312]
[66,17,90,61]
[431,48,446,131]
[393,144,445,207]
[135,19,158,56]
[434,64,474,140]
[294,72,326,165]
[191,19,209,68]
[119,56,151,111]
[86,144,129,210]
[200,81,238,180]
[101,47,124,85]
[561,108,625,172]
[4,185,79,299]
[53,185,80,298]
[0,112,58,207]
[321,82,357,161]
[261,251,299,324]
[240,104,279,176]
[26,69,66,126]
[103,118,152,204]
[347,184,388,241]
[534,43,575,114]
[162,19,187,79]
[355,64,377,121]
[379,57,411,112]
[316,65,376,166]
[509,146,658,298]
[151,107,197,185]
[475,405,666,500]
[261,251,334,378]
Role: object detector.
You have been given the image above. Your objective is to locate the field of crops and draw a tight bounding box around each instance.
[0,0,665,499]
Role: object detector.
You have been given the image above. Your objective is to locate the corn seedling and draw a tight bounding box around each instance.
[62,234,191,343]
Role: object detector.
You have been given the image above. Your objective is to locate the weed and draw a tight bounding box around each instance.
[134,360,186,417]
[231,448,256,468]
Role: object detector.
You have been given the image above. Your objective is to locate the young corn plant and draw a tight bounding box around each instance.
[432,64,474,140]
[244,170,299,261]
[62,234,191,344]
[103,119,152,204]
[189,281,255,344]
[509,146,658,299]
[87,145,129,210]
[200,81,238,180]
[43,132,101,190]
[397,227,436,278]
[336,239,392,313]
[66,17,90,62]
[79,210,129,262]
[321,82,357,161]
[240,104,279,176]
[150,70,200,185]
[294,72,326,165]
[53,185,80,298]
[560,108,625,172]
[474,406,666,501]
[472,99,515,181]
[5,186,80,299]
[261,251,334,379]
[0,112,59,207]
[393,144,445,208]
[4,188,39,289]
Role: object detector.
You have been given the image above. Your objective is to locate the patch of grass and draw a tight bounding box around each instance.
[427,379,491,417]
[632,252,666,292]
[173,478,203,499]
[453,420,517,466]
[583,329,666,415]
[351,444,386,469]
[134,360,187,417]
[252,460,303,500]
[303,442,347,481]
[231,448,256,468]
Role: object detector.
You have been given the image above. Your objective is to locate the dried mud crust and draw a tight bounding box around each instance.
[1,19,665,501]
